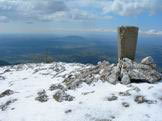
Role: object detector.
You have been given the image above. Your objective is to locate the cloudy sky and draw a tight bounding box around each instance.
[0,0,162,35]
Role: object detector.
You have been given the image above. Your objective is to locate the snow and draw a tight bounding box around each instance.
[0,62,162,121]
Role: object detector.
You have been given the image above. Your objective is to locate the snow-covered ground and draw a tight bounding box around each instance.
[0,62,162,121]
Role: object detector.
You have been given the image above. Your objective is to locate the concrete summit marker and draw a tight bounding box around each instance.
[117,26,139,60]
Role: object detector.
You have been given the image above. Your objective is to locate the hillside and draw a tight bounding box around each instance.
[0,57,162,121]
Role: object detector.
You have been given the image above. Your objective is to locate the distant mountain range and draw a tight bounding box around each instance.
[0,34,162,71]
[0,60,10,66]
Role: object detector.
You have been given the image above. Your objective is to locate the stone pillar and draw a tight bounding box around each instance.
[117,26,139,60]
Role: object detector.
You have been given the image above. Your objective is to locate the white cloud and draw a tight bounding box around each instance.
[0,0,161,23]
[0,16,10,23]
[0,0,68,22]
[0,0,112,22]
[140,29,162,36]
[102,0,162,16]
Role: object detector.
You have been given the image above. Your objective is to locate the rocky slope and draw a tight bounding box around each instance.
[0,57,162,121]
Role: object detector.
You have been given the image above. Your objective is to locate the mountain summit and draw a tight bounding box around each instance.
[0,57,162,121]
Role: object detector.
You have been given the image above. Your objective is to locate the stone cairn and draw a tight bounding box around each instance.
[62,26,162,89]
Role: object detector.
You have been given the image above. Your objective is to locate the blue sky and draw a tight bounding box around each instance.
[0,0,162,36]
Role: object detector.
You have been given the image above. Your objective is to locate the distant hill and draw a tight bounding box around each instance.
[0,60,10,66]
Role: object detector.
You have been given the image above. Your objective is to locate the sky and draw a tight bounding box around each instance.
[0,0,162,36]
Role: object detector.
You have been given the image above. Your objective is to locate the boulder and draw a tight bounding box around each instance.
[141,56,154,65]
[107,66,120,84]
[134,95,157,104]
[121,74,130,85]
[0,89,14,98]
[122,102,130,107]
[107,95,118,101]
[120,57,161,84]
[35,90,48,102]
[53,90,74,102]
[49,84,66,91]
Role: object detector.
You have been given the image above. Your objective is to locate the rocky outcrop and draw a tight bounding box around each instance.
[62,56,162,88]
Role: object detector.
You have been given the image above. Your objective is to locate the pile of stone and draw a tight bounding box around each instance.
[63,56,162,89]
[118,56,161,84]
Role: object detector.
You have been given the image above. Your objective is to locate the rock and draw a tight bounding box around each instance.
[146,70,161,83]
[141,56,154,65]
[35,90,48,102]
[95,119,112,121]
[63,74,78,89]
[121,73,130,85]
[65,109,72,114]
[82,91,95,95]
[145,100,157,104]
[66,79,82,90]
[107,95,118,101]
[134,95,145,104]
[98,61,110,69]
[0,89,14,98]
[53,90,74,102]
[120,57,161,84]
[119,91,131,96]
[134,95,157,104]
[0,76,5,80]
[107,74,117,84]
[122,102,129,107]
[135,95,144,103]
[132,87,141,92]
[0,99,17,111]
[107,66,120,84]
[3,69,11,73]
[49,84,66,91]
[60,56,161,89]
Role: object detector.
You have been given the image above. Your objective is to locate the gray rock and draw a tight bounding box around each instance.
[121,73,130,85]
[0,76,5,80]
[82,91,95,95]
[95,119,112,121]
[65,109,72,114]
[53,90,74,102]
[107,95,118,101]
[107,66,120,84]
[107,73,118,84]
[141,56,154,65]
[134,95,157,104]
[61,56,161,89]
[0,89,14,98]
[122,102,129,107]
[134,95,145,104]
[49,84,66,91]
[145,100,157,104]
[132,87,141,92]
[119,91,131,96]
[120,57,161,84]
[0,99,17,111]
[35,90,48,102]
